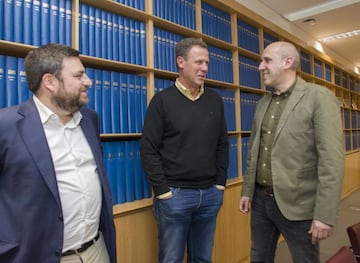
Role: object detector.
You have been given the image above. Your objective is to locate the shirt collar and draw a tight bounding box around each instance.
[33,95,82,127]
[272,77,297,97]
[175,78,204,101]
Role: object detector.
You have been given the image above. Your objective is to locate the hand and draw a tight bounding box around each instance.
[239,196,251,214]
[308,220,333,244]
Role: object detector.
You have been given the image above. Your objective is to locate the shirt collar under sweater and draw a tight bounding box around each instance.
[175,78,204,101]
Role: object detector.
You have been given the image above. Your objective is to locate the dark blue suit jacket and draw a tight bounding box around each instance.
[0,99,116,263]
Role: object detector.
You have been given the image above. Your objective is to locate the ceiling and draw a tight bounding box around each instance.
[235,0,360,75]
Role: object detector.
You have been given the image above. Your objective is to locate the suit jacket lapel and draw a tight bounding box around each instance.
[17,100,62,208]
[273,78,307,143]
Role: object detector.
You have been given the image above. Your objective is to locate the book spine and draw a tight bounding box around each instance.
[23,0,33,45]
[40,0,50,45]
[5,56,18,107]
[49,0,59,43]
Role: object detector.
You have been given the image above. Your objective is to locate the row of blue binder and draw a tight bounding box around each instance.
[153,0,196,30]
[86,67,147,134]
[79,3,146,65]
[228,136,239,179]
[344,131,360,152]
[240,91,262,131]
[0,55,30,108]
[103,136,241,205]
[102,140,151,205]
[343,109,360,129]
[237,19,260,54]
[239,55,261,89]
[112,0,145,11]
[201,1,232,43]
[241,136,250,175]
[153,27,183,73]
[1,0,72,46]
[207,45,234,83]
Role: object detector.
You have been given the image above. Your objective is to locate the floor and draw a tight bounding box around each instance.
[274,188,360,262]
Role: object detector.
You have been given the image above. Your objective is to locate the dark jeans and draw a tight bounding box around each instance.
[153,186,224,263]
[250,186,319,263]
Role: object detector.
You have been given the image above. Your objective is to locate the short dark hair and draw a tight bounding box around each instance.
[175,38,208,60]
[24,43,80,93]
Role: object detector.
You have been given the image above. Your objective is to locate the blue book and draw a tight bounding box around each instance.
[79,3,89,55]
[124,140,135,202]
[112,13,119,61]
[49,0,59,43]
[116,141,126,203]
[58,0,66,44]
[103,142,118,205]
[17,57,29,103]
[5,56,18,107]
[102,70,112,133]
[134,75,142,133]
[127,73,136,133]
[139,21,146,66]
[4,0,14,41]
[107,12,113,60]
[23,0,33,45]
[133,140,143,200]
[94,7,102,58]
[88,5,95,57]
[94,69,103,133]
[0,55,5,108]
[110,71,120,133]
[40,0,50,45]
[118,15,125,62]
[32,0,41,46]
[64,0,72,46]
[134,20,140,65]
[123,16,131,63]
[85,67,95,110]
[101,9,108,59]
[0,0,3,39]
[127,18,138,64]
[14,0,24,43]
[119,72,128,133]
[140,75,147,129]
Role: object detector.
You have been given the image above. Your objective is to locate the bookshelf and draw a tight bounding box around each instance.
[1,0,360,261]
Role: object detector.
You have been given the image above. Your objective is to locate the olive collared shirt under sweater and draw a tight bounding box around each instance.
[256,81,295,187]
[140,83,229,197]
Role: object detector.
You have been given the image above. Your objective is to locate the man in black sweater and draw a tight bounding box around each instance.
[140,38,229,263]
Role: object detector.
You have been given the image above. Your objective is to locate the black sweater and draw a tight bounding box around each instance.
[140,85,229,196]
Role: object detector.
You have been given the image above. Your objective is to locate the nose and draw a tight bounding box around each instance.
[201,62,208,72]
[258,61,265,71]
[83,73,93,86]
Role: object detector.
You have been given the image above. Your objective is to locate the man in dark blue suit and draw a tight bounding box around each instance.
[0,44,116,263]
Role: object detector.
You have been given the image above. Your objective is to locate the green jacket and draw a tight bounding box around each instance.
[241,77,344,226]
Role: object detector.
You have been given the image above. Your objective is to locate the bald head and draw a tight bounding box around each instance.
[264,41,300,70]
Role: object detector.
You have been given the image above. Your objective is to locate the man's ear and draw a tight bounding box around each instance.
[42,73,57,92]
[176,56,185,69]
[284,56,294,69]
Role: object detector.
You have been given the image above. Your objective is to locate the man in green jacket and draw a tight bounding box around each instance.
[239,41,344,263]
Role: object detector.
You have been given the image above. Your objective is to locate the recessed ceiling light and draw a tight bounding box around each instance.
[303,18,316,26]
[320,29,360,42]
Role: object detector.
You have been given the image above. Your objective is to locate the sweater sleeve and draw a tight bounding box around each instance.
[139,94,170,196]
[215,99,229,187]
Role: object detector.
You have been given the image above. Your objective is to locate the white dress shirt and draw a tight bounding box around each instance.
[33,96,102,252]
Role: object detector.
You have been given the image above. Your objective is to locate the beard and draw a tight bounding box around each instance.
[51,87,88,114]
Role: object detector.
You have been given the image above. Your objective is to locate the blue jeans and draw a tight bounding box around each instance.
[250,186,319,263]
[153,186,224,263]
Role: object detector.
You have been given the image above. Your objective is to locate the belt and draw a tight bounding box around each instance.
[256,183,274,197]
[62,232,100,257]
